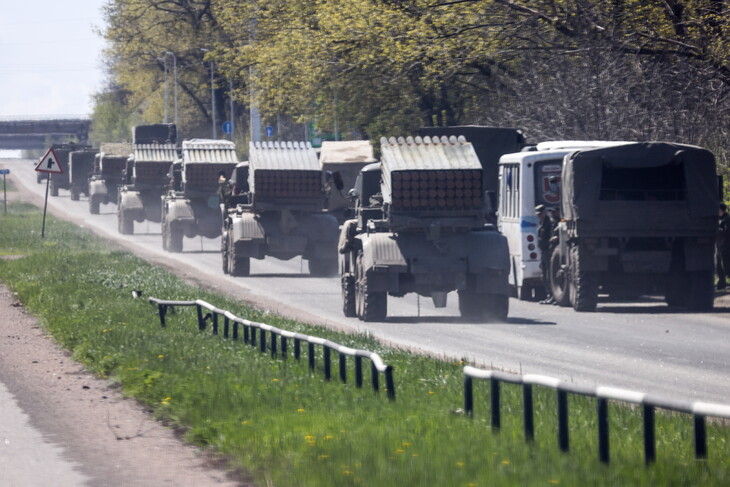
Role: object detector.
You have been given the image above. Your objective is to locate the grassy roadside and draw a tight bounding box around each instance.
[1,201,728,486]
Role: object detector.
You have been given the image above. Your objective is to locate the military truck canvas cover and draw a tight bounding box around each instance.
[248,141,322,201]
[99,143,132,177]
[561,142,718,229]
[417,126,525,193]
[380,135,483,212]
[180,139,238,191]
[68,150,98,185]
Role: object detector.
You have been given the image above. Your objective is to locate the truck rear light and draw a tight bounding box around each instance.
[528,244,535,251]
[529,252,537,259]
[526,234,535,242]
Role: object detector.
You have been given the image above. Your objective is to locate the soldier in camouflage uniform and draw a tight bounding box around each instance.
[536,204,555,304]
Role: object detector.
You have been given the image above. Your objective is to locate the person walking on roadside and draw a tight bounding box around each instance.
[536,204,555,304]
[717,203,730,290]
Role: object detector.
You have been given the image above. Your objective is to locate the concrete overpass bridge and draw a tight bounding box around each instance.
[0,116,91,150]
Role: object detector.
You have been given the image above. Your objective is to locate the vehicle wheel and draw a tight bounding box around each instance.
[458,291,483,320]
[70,188,79,201]
[687,270,714,311]
[165,222,183,253]
[518,284,533,301]
[118,210,134,234]
[355,255,387,322]
[89,197,100,215]
[550,247,571,307]
[664,271,686,307]
[342,274,356,317]
[228,235,250,276]
[221,231,229,274]
[484,293,509,322]
[50,182,58,197]
[571,245,597,312]
[309,257,338,277]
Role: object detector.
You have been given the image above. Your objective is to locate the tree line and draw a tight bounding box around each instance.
[92,0,729,177]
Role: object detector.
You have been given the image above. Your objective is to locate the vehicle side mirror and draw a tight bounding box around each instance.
[348,188,359,200]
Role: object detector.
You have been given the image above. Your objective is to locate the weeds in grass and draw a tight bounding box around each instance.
[1,202,728,486]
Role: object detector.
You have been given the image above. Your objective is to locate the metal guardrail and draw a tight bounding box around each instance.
[463,366,730,465]
[148,297,395,400]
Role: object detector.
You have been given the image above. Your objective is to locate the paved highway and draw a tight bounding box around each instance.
[5,157,730,405]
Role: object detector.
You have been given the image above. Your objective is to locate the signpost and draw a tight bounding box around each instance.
[0,168,9,215]
[35,147,64,238]
[222,121,232,135]
[265,126,274,138]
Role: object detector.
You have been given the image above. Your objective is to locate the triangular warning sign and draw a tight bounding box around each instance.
[36,147,64,174]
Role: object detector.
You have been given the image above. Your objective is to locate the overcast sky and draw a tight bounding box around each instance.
[0,0,107,118]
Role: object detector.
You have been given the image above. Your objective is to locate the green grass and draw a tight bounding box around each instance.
[1,201,728,486]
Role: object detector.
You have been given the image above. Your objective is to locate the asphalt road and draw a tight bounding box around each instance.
[5,158,730,405]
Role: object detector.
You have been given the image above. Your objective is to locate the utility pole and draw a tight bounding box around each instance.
[200,48,216,138]
[165,51,178,129]
[158,56,169,123]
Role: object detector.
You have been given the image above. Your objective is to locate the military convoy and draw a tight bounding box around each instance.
[338,135,511,322]
[88,143,132,214]
[162,139,238,252]
[549,142,719,311]
[220,141,341,276]
[117,124,178,234]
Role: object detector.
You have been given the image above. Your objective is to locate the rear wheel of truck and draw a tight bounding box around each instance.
[664,271,686,307]
[70,188,80,201]
[228,235,250,277]
[355,255,387,322]
[309,257,338,277]
[342,274,356,317]
[550,247,571,307]
[164,222,183,253]
[221,231,229,274]
[571,246,597,312]
[118,210,134,234]
[89,197,100,215]
[688,270,714,311]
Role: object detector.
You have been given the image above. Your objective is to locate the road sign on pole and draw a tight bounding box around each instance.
[222,121,232,135]
[265,126,274,137]
[1,168,8,215]
[35,147,64,174]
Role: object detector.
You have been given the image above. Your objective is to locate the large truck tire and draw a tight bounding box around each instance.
[309,257,338,277]
[342,274,356,317]
[164,222,183,253]
[664,271,686,307]
[688,270,714,311]
[550,247,571,307]
[118,210,134,234]
[89,197,100,215]
[571,246,597,312]
[70,188,80,201]
[355,256,387,322]
[227,233,250,276]
[459,291,509,322]
[221,230,229,274]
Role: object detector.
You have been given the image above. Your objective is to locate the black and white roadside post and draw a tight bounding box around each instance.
[0,168,9,214]
[34,147,64,238]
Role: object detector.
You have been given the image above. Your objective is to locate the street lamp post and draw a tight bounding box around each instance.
[201,48,216,138]
[158,56,169,123]
[165,51,178,129]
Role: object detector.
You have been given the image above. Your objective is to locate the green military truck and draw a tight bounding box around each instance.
[47,143,92,195]
[338,135,511,322]
[117,124,178,234]
[161,139,238,252]
[550,142,719,311]
[88,143,132,214]
[221,141,341,276]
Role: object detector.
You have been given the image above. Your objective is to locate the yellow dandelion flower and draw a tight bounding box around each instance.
[467,483,477,487]
[343,470,353,476]
[428,391,435,395]
[319,455,329,459]
[272,378,279,382]
[402,442,412,447]
[323,435,333,440]
[396,449,405,454]
[501,460,510,465]
[161,397,171,405]
[549,480,559,485]
[241,421,249,425]
[157,354,164,359]
[297,408,305,413]
[455,462,465,468]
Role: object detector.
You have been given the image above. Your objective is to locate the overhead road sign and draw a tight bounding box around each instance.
[36,147,64,174]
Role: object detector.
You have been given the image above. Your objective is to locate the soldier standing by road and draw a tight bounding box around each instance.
[536,204,555,304]
[717,203,730,290]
